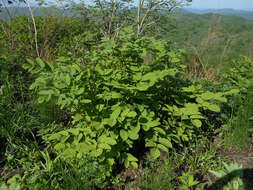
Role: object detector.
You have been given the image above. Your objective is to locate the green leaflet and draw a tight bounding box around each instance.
[54,143,65,150]
[23,58,35,72]
[136,82,151,91]
[182,85,196,92]
[124,154,138,169]
[191,119,202,128]
[59,131,69,136]
[190,115,205,119]
[142,125,150,131]
[98,135,117,145]
[81,99,92,103]
[200,92,227,102]
[36,58,45,68]
[90,148,103,157]
[63,148,76,158]
[224,89,239,95]
[107,158,115,166]
[145,140,156,147]
[130,66,140,72]
[141,71,160,82]
[68,128,80,136]
[127,153,138,162]
[131,162,138,169]
[148,120,160,127]
[158,137,172,149]
[46,61,55,71]
[201,92,216,100]
[154,127,166,135]
[110,107,121,120]
[206,104,220,112]
[111,92,122,99]
[142,119,160,131]
[127,111,137,118]
[73,87,84,95]
[120,130,128,141]
[183,103,200,116]
[77,143,94,153]
[72,114,83,123]
[157,144,169,152]
[98,143,111,150]
[150,148,160,159]
[128,131,139,140]
[121,108,130,118]
[133,72,142,81]
[48,133,62,141]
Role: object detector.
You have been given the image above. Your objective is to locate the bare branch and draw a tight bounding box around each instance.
[24,0,40,57]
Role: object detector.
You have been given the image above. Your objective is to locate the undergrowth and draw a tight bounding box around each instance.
[0,12,253,190]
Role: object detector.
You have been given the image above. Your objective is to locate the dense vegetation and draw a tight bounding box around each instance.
[156,12,253,79]
[0,1,253,189]
[185,8,253,20]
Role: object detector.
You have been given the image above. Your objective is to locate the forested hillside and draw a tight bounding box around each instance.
[162,12,253,74]
[185,8,253,20]
[1,6,253,62]
[165,12,253,56]
[0,1,253,189]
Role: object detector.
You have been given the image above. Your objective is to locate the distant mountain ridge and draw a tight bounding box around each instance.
[1,6,253,21]
[0,7,76,20]
[183,8,253,20]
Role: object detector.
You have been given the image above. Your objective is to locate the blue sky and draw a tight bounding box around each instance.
[189,0,253,10]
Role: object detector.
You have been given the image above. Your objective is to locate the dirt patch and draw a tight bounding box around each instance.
[218,141,253,168]
[119,168,142,190]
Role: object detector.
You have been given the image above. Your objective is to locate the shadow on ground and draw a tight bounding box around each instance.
[207,168,253,190]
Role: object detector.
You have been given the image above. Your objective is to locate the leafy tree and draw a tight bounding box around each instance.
[73,0,191,39]
[136,0,191,36]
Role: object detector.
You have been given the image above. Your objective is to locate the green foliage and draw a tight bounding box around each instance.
[178,172,199,190]
[0,175,23,190]
[0,55,39,168]
[220,56,253,150]
[1,5,253,189]
[224,93,253,150]
[137,155,176,190]
[24,35,235,177]
[222,56,253,91]
[209,162,244,190]
[177,138,225,174]
[128,137,226,190]
[0,15,97,61]
[161,13,253,65]
[1,151,108,190]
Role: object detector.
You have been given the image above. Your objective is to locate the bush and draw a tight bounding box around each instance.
[24,34,237,177]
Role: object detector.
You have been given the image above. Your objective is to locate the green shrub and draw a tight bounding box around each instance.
[222,56,253,92]
[24,35,236,177]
